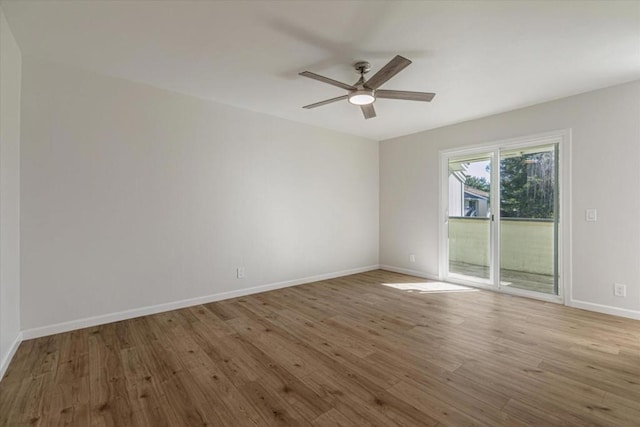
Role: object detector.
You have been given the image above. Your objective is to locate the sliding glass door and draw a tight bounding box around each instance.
[441,136,563,301]
[447,153,493,284]
[499,144,558,295]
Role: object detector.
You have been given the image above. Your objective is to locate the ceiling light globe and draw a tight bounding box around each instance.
[348,90,375,105]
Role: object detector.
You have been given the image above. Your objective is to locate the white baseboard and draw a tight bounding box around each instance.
[21,265,380,340]
[0,332,23,381]
[381,265,640,321]
[568,299,640,320]
[379,264,440,281]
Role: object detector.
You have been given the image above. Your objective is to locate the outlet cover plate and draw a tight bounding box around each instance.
[614,283,626,297]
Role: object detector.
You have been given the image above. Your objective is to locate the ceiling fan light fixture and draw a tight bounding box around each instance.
[348,90,375,105]
[299,55,435,119]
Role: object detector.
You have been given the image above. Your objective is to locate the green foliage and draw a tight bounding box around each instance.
[500,152,555,218]
[465,176,490,192]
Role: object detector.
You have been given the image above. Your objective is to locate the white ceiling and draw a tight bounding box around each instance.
[3,0,639,140]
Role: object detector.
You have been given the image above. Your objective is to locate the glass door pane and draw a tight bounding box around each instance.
[447,154,492,283]
[499,144,558,295]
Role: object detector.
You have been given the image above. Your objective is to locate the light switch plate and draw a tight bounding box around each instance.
[585,209,597,222]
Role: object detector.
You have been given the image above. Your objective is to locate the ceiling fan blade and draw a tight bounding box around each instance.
[299,71,356,91]
[302,95,349,109]
[363,55,412,90]
[360,104,376,119]
[376,90,436,102]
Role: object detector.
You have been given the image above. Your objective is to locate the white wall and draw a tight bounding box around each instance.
[380,80,640,318]
[20,57,379,332]
[0,7,22,374]
[12,49,639,338]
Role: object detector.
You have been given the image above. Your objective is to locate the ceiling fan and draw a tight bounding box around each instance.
[299,55,435,119]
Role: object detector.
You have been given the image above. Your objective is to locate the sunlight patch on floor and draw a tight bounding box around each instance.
[382,282,479,293]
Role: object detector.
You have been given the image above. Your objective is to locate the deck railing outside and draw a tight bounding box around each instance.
[448,217,555,294]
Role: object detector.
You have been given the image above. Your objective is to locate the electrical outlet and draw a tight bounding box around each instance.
[409,254,416,263]
[237,267,245,279]
[614,283,626,297]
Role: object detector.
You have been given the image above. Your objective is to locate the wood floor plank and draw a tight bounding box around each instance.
[301,369,438,427]
[5,373,50,425]
[222,334,332,422]
[43,369,91,425]
[501,398,567,426]
[120,346,174,426]
[312,408,358,427]
[363,349,512,411]
[2,269,640,426]
[238,381,308,426]
[88,326,135,426]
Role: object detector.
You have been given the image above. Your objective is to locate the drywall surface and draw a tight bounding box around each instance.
[0,7,22,371]
[20,57,379,330]
[380,80,640,315]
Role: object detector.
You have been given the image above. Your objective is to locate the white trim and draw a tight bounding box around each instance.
[0,332,23,381]
[379,265,440,281]
[387,264,563,304]
[21,265,380,340]
[498,284,563,304]
[438,153,448,281]
[489,149,498,287]
[383,263,637,312]
[446,272,494,289]
[438,129,572,304]
[439,128,571,156]
[568,299,640,320]
[559,129,573,303]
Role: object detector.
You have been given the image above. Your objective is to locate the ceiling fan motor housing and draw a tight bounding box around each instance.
[354,61,371,75]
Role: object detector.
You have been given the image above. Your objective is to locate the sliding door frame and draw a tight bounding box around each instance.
[438,129,572,304]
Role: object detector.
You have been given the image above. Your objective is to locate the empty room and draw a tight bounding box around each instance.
[1,1,639,425]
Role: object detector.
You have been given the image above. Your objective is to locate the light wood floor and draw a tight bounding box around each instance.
[2,270,640,426]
